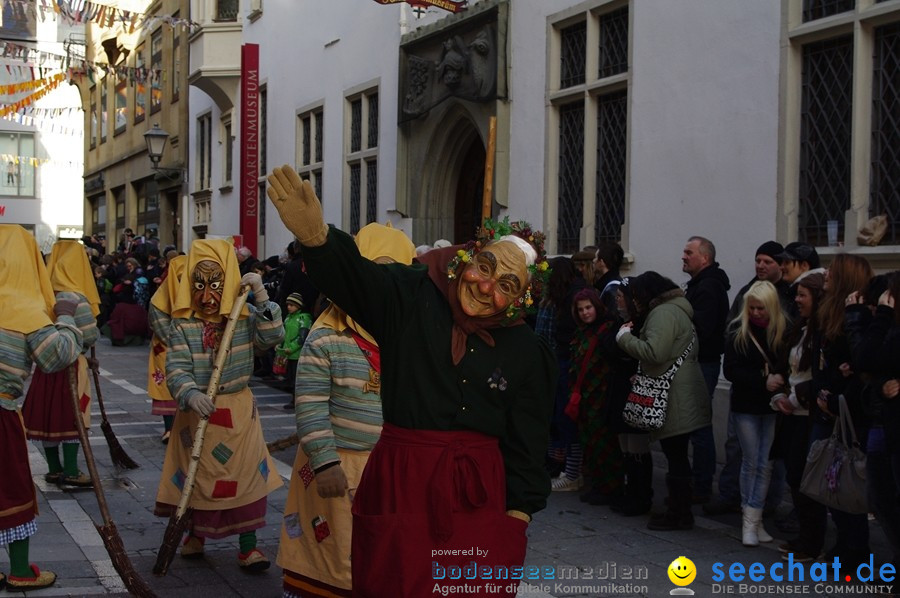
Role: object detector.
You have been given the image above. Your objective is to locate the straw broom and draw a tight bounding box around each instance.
[153,285,251,576]
[66,366,157,598]
[89,346,140,469]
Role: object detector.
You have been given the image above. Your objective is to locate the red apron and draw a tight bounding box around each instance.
[351,423,528,598]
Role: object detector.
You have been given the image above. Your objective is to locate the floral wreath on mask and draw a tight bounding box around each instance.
[447,216,551,320]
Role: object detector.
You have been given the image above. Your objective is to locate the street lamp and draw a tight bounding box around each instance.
[143,123,181,179]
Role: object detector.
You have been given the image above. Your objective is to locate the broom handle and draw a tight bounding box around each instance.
[89,346,110,422]
[67,364,114,525]
[172,285,251,520]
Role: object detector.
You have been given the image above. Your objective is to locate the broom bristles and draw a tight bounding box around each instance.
[98,523,157,598]
[100,419,140,469]
[153,510,192,576]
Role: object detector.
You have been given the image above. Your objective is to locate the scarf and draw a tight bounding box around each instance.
[150,255,187,315]
[0,224,56,334]
[47,240,102,317]
[416,245,525,366]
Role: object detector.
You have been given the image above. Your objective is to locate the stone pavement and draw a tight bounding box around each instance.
[2,338,892,597]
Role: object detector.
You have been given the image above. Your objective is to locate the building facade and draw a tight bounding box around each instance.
[185,0,900,280]
[0,3,86,252]
[77,0,191,253]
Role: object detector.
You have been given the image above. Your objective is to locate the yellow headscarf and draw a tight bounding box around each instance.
[171,240,249,322]
[311,222,416,343]
[47,240,102,317]
[0,224,56,334]
[150,255,187,315]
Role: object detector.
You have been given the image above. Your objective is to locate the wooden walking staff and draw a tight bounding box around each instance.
[153,285,251,576]
[66,366,157,598]
[481,115,497,223]
[89,346,140,469]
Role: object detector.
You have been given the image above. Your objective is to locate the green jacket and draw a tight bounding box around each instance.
[617,290,711,441]
[278,310,312,360]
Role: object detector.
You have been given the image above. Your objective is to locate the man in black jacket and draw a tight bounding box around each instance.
[682,235,731,502]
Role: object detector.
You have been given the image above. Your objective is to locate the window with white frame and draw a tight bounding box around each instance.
[783,0,900,246]
[548,1,630,255]
[197,113,212,191]
[345,88,379,234]
[297,105,324,204]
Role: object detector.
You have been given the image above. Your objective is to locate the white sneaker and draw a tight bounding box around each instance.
[551,474,583,492]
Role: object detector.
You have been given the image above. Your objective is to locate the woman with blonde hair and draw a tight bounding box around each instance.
[723,281,789,546]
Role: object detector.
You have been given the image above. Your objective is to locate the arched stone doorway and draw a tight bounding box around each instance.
[453,137,485,243]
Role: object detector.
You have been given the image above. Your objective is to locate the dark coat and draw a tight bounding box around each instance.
[685,262,731,363]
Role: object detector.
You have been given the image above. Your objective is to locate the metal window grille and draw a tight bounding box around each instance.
[350,164,361,234]
[302,117,311,165]
[351,99,362,153]
[315,112,323,163]
[557,102,585,254]
[314,170,323,203]
[560,21,586,88]
[596,91,627,243]
[366,159,378,225]
[871,22,900,243]
[216,0,238,21]
[599,7,628,79]
[368,93,379,149]
[798,36,853,246]
[802,0,854,22]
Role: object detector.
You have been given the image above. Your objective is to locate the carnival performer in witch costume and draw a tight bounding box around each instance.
[267,166,557,597]
[23,239,100,489]
[278,222,416,597]
[146,255,186,444]
[0,225,84,591]
[154,240,284,571]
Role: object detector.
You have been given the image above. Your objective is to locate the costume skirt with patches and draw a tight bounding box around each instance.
[146,335,176,416]
[350,423,528,598]
[0,405,38,536]
[154,387,282,538]
[277,447,368,597]
[22,355,91,442]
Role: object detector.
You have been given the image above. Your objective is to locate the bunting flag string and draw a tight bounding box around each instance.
[0,76,63,118]
[2,112,83,137]
[53,0,198,33]
[0,41,164,83]
[0,152,83,169]
[12,105,83,116]
[0,0,58,23]
[0,73,66,96]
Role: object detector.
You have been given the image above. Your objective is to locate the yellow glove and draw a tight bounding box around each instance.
[266,165,328,247]
[506,510,531,524]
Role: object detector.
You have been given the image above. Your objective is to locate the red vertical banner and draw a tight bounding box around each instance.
[240,43,260,257]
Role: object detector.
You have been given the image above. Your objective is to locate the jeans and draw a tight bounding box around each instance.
[733,412,776,509]
[690,360,719,495]
[719,407,787,509]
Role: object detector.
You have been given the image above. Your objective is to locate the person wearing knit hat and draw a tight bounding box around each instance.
[572,245,598,286]
[275,292,312,409]
[22,240,101,489]
[705,240,792,519]
[0,225,85,591]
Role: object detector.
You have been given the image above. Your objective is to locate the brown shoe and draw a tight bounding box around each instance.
[237,548,270,573]
[43,472,63,484]
[7,565,56,590]
[181,536,205,560]
[60,473,93,488]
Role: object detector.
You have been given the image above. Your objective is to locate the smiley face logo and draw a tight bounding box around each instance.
[668,556,696,586]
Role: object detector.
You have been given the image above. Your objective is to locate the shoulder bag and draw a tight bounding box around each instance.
[799,394,868,514]
[622,333,695,431]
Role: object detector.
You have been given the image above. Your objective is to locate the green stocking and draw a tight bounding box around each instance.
[238,531,256,554]
[9,538,32,577]
[43,445,62,474]
[62,443,80,477]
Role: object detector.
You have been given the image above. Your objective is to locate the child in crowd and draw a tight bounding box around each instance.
[278,293,312,402]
